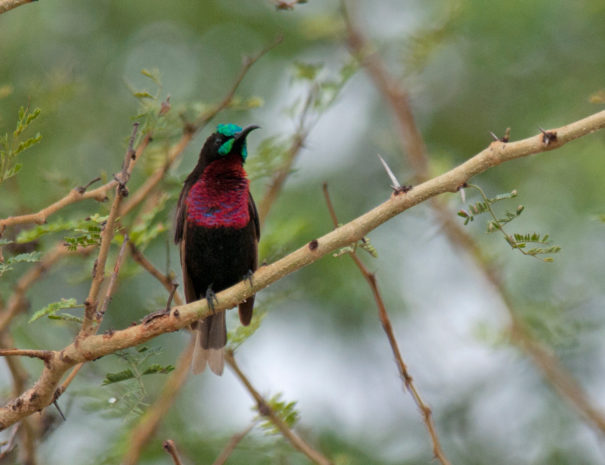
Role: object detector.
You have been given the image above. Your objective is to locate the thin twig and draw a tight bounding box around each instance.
[1,109,604,430]
[128,241,183,307]
[80,123,139,337]
[323,183,451,465]
[0,349,52,361]
[58,236,130,398]
[342,1,428,181]
[257,85,315,226]
[97,235,129,320]
[162,439,184,465]
[211,422,255,465]
[226,351,332,465]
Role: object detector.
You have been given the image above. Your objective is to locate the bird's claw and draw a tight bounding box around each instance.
[243,270,254,288]
[206,285,219,314]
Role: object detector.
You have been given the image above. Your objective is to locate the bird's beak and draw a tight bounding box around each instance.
[234,125,260,143]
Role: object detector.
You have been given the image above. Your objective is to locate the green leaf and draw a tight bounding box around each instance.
[29,298,81,323]
[256,393,300,435]
[102,369,135,385]
[8,251,42,264]
[16,218,75,243]
[48,313,84,324]
[141,364,174,376]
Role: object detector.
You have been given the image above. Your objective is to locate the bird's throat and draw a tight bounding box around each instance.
[185,154,250,228]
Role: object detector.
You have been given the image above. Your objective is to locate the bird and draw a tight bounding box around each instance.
[175,123,260,375]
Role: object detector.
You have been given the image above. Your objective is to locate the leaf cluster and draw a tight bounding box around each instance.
[458,185,561,262]
[255,393,300,436]
[0,106,42,184]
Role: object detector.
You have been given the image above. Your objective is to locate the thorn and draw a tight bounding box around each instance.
[459,185,466,203]
[489,128,510,143]
[376,154,402,191]
[539,127,558,146]
[393,185,412,195]
[53,400,66,421]
[75,176,102,194]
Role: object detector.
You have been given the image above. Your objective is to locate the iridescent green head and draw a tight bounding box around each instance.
[214,123,259,161]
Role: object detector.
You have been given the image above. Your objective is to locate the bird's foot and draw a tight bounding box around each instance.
[243,270,254,288]
[206,285,219,314]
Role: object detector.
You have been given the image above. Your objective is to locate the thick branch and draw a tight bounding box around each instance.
[1,110,604,429]
[0,0,34,15]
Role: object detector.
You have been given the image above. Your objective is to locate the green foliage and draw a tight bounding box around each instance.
[0,250,42,277]
[102,363,175,385]
[63,214,108,251]
[102,346,174,385]
[82,346,172,421]
[255,393,300,435]
[29,298,82,323]
[459,184,561,262]
[0,105,42,184]
[16,218,77,243]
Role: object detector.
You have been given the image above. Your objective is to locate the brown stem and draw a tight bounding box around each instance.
[162,439,184,465]
[225,351,333,465]
[257,86,315,226]
[79,123,139,337]
[128,241,183,307]
[323,183,451,465]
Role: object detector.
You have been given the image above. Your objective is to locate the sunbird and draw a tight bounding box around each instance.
[175,124,260,375]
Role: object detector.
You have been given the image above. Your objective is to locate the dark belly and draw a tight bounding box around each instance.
[184,221,257,299]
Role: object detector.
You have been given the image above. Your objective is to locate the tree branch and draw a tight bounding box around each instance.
[79,123,139,337]
[0,0,34,15]
[0,109,604,430]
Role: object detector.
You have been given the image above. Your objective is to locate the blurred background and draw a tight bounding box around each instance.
[1,0,605,464]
